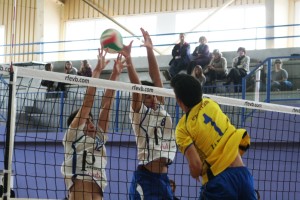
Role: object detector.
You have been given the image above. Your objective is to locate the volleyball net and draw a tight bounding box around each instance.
[0,67,300,200]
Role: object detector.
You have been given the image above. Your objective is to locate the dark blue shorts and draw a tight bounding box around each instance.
[200,167,257,200]
[129,165,173,200]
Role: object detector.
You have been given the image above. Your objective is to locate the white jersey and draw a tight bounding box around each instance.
[129,104,177,165]
[61,123,108,191]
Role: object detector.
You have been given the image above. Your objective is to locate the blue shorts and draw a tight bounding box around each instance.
[129,165,173,200]
[200,167,257,200]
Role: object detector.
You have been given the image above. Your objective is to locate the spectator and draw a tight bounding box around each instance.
[187,36,211,75]
[64,61,78,75]
[41,63,65,94]
[271,59,293,91]
[169,179,180,200]
[204,49,228,84]
[191,65,206,87]
[77,59,92,77]
[223,47,250,92]
[165,33,190,79]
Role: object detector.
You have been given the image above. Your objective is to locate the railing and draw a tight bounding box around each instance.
[242,55,300,103]
[0,24,300,62]
[1,55,300,132]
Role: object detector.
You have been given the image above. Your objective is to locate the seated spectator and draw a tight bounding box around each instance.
[41,63,66,98]
[187,36,211,75]
[204,49,228,84]
[271,59,293,91]
[169,179,180,200]
[77,60,92,77]
[64,61,78,75]
[191,65,206,87]
[41,63,65,92]
[223,47,250,92]
[165,33,190,79]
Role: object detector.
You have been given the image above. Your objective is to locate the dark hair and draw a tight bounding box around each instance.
[237,47,246,53]
[45,63,52,71]
[170,74,202,108]
[141,80,155,87]
[67,109,93,127]
[274,59,282,64]
[65,61,72,65]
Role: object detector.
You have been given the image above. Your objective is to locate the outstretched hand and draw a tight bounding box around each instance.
[95,48,110,71]
[121,41,133,59]
[113,53,125,75]
[140,28,153,49]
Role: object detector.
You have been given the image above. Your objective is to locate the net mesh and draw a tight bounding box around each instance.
[0,67,299,199]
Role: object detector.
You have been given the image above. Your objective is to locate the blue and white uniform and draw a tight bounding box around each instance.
[61,123,108,192]
[130,104,176,165]
[129,104,177,200]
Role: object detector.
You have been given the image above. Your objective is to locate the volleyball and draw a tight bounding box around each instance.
[100,29,124,53]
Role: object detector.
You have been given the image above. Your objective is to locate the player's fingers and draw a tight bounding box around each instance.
[128,40,133,47]
[117,53,122,60]
[103,50,108,57]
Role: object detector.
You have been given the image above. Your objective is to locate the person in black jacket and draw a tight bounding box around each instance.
[187,36,211,75]
[165,33,190,80]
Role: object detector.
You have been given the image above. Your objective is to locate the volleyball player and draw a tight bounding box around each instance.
[170,73,257,200]
[61,49,124,200]
[121,28,177,199]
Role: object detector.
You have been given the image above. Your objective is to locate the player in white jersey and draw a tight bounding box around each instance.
[61,50,124,200]
[121,28,177,200]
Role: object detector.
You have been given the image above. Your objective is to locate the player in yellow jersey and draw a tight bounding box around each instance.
[170,74,257,200]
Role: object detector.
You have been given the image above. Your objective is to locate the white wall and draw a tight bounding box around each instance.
[0,26,4,63]
[43,0,63,62]
[295,0,300,47]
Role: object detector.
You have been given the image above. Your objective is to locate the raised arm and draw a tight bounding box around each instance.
[140,28,164,104]
[70,48,108,129]
[140,28,163,88]
[121,41,143,113]
[98,53,124,132]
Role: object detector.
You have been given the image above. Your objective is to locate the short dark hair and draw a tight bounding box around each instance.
[141,80,155,87]
[67,109,93,127]
[170,74,202,108]
[237,47,246,53]
[274,59,282,64]
[45,63,52,71]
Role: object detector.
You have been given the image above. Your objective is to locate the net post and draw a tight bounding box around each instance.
[266,59,272,102]
[59,91,65,132]
[175,103,180,125]
[114,90,120,132]
[3,67,18,200]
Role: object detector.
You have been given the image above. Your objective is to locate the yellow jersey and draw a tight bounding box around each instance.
[175,98,250,184]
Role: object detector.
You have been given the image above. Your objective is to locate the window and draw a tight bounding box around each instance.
[0,26,4,63]
[64,4,267,60]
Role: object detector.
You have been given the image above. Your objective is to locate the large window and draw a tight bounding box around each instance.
[64,5,268,60]
[65,15,157,60]
[295,1,300,47]
[0,26,4,64]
